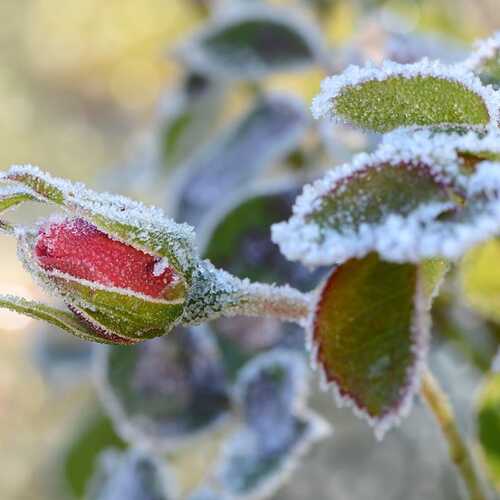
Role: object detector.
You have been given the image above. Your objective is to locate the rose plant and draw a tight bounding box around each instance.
[2,2,500,500]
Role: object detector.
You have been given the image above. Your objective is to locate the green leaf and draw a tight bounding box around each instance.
[174,95,307,227]
[312,60,497,132]
[477,372,500,491]
[460,238,500,324]
[98,326,231,451]
[310,253,447,438]
[63,410,126,499]
[306,163,454,232]
[177,6,324,79]
[0,295,134,345]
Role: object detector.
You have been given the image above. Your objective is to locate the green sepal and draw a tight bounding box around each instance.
[0,294,134,345]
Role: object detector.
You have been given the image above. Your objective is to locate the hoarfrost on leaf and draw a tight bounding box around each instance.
[312,59,500,132]
[272,129,500,267]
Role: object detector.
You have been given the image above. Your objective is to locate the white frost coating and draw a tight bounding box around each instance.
[272,129,500,267]
[153,258,171,277]
[305,265,438,440]
[311,58,500,127]
[175,3,328,80]
[464,31,500,74]
[1,165,197,274]
[214,410,331,500]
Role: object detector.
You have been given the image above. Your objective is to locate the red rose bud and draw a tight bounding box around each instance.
[32,218,187,341]
[35,218,176,298]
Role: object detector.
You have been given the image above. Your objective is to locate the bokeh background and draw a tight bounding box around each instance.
[0,1,499,499]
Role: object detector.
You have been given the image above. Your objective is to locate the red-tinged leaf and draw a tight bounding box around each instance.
[310,253,447,438]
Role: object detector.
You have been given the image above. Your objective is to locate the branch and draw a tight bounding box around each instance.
[420,369,489,500]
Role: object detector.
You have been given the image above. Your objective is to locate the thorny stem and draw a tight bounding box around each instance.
[421,369,489,500]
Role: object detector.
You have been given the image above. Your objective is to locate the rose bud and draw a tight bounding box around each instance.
[0,166,199,344]
[10,217,187,343]
[0,166,274,344]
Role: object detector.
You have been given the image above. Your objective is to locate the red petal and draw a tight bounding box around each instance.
[35,218,176,299]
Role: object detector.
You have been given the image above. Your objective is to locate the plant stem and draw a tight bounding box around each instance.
[420,369,488,500]
[234,282,312,324]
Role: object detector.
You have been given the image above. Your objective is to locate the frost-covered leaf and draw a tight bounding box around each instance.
[215,415,329,500]
[465,32,500,88]
[310,253,448,438]
[97,326,230,451]
[477,372,500,491]
[158,74,226,173]
[202,185,325,290]
[176,5,326,80]
[63,411,126,500]
[1,166,197,278]
[86,449,174,500]
[235,350,309,450]
[212,350,331,499]
[312,60,499,132]
[173,95,308,227]
[0,294,135,344]
[460,238,500,324]
[273,128,500,267]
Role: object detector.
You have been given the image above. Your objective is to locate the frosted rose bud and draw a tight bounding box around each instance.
[27,217,188,343]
